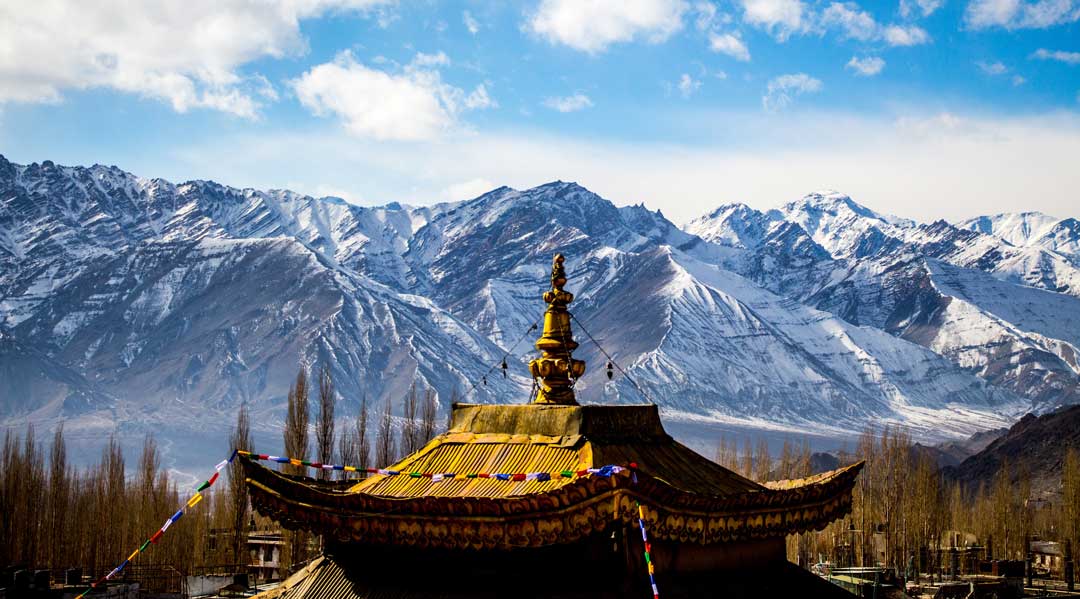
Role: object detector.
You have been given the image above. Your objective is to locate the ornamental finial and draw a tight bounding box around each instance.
[529,254,585,405]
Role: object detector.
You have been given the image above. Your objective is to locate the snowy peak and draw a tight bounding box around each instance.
[957,211,1080,260]
[776,191,914,227]
[958,211,1062,245]
[684,203,772,248]
[766,191,914,259]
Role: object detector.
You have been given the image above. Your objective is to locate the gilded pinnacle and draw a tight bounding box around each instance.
[529,254,586,405]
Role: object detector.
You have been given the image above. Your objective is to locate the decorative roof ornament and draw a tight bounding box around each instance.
[529,254,586,405]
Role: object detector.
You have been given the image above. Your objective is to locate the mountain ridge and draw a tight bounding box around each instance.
[1,154,1075,473]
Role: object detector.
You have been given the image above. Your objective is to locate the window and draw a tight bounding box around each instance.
[264,545,274,562]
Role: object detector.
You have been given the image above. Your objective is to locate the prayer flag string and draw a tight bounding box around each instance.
[236,450,630,482]
[637,501,660,599]
[74,450,237,598]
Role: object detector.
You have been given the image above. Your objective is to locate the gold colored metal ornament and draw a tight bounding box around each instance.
[529,254,586,405]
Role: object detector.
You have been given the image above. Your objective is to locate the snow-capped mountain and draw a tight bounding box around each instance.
[0,157,1068,471]
[686,192,1080,411]
[958,212,1080,264]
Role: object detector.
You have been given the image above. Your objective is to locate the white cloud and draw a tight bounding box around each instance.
[900,0,945,17]
[846,56,886,76]
[442,178,495,201]
[465,84,497,110]
[762,73,823,111]
[965,0,1080,30]
[693,1,719,30]
[527,0,688,53]
[821,3,879,41]
[882,24,932,45]
[1012,75,1027,85]
[678,73,703,97]
[174,111,1080,228]
[543,93,594,112]
[708,32,752,61]
[291,50,494,141]
[0,0,394,117]
[748,2,931,47]
[976,60,1009,75]
[739,0,808,40]
[290,183,365,204]
[463,10,480,34]
[1032,48,1080,64]
[410,52,451,68]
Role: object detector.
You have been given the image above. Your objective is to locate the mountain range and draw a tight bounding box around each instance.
[2,155,1078,475]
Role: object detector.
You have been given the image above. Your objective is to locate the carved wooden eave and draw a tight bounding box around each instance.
[244,455,862,550]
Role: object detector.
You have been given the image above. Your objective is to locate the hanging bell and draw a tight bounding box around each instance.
[606,361,614,380]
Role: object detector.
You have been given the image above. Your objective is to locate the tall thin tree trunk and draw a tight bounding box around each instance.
[230,403,252,566]
[316,365,335,481]
[282,366,310,572]
[375,395,396,467]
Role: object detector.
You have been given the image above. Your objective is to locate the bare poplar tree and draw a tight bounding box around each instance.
[740,438,754,479]
[102,435,127,574]
[333,394,372,481]
[357,395,371,474]
[136,435,159,542]
[282,366,311,572]
[19,427,45,567]
[402,384,419,455]
[284,366,310,475]
[230,404,252,565]
[0,430,16,567]
[315,365,335,480]
[754,438,771,482]
[338,427,356,480]
[45,425,69,569]
[420,389,437,447]
[375,396,396,467]
[1063,449,1080,570]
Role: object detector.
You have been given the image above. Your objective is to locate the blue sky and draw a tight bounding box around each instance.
[1,0,1079,224]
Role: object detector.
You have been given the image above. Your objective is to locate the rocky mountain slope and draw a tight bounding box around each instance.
[943,405,1080,496]
[1,157,1074,472]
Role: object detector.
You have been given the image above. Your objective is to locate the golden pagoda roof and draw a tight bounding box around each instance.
[345,404,759,498]
[243,403,863,549]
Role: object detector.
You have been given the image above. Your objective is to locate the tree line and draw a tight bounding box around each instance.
[0,364,444,587]
[716,428,1080,581]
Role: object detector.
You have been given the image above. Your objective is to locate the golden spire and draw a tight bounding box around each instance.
[529,254,586,405]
